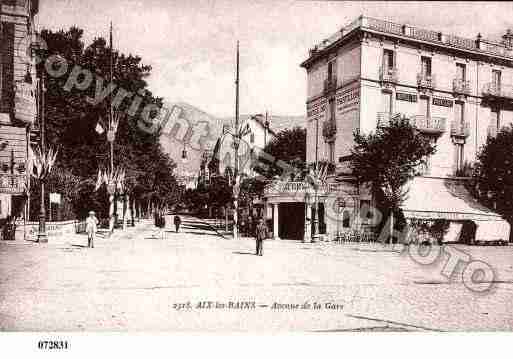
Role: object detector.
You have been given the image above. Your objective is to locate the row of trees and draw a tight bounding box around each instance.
[29,26,180,221]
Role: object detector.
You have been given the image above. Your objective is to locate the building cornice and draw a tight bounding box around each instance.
[301,16,513,70]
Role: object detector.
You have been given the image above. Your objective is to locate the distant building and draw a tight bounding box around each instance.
[211,113,276,179]
[0,0,39,220]
[265,15,511,243]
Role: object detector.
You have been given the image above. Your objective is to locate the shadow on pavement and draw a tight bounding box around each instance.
[233,251,255,256]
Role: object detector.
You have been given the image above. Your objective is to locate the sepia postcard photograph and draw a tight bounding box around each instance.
[1,0,513,355]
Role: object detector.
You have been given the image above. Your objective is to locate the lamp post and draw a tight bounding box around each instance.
[37,69,47,243]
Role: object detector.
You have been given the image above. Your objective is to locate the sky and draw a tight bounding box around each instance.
[37,0,513,117]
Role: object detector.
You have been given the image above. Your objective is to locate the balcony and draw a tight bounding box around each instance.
[417,73,435,89]
[452,78,471,95]
[482,83,513,100]
[377,113,445,134]
[376,112,401,128]
[412,115,446,135]
[450,121,471,138]
[0,174,26,194]
[379,66,398,84]
[322,120,337,139]
[323,76,337,94]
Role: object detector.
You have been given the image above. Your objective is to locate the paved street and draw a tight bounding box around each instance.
[1,215,513,332]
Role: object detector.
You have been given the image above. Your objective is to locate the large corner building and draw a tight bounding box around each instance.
[265,15,512,242]
[0,0,38,221]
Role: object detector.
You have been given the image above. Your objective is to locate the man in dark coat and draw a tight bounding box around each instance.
[174,215,182,233]
[255,218,268,256]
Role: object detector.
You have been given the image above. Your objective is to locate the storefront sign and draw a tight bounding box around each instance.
[336,86,359,113]
[14,81,36,124]
[396,92,417,102]
[307,97,327,123]
[50,193,61,204]
[432,97,453,107]
[403,210,498,222]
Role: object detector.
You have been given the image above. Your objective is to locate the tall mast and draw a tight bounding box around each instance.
[109,21,114,173]
[233,40,240,240]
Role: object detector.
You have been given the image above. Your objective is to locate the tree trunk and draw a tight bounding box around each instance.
[389,211,394,245]
[122,194,127,230]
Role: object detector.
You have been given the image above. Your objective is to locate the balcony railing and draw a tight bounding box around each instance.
[450,121,471,138]
[376,112,400,127]
[322,120,337,139]
[482,83,513,99]
[379,66,398,83]
[0,174,26,194]
[324,77,337,93]
[311,16,513,61]
[452,78,471,95]
[417,73,436,89]
[377,113,445,134]
[487,125,498,138]
[412,115,446,134]
[264,181,342,196]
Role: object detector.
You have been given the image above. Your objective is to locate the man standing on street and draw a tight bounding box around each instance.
[174,215,182,233]
[86,211,99,248]
[255,218,268,256]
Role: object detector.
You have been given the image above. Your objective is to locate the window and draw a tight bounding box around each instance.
[419,96,430,118]
[421,56,432,77]
[491,107,500,129]
[382,92,392,114]
[455,143,465,173]
[327,59,336,82]
[329,98,335,121]
[454,102,464,125]
[383,49,395,69]
[250,132,255,144]
[492,70,501,89]
[328,141,335,165]
[456,63,466,81]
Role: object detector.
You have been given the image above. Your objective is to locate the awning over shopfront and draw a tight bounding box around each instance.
[401,177,510,242]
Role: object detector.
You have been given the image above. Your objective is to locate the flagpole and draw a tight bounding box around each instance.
[108,21,115,234]
[109,21,114,175]
[233,41,240,240]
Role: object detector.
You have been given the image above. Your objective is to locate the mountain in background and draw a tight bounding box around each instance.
[159,101,306,181]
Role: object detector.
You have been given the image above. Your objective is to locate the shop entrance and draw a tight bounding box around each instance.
[279,203,305,240]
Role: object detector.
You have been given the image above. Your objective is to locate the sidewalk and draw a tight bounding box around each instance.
[8,219,153,248]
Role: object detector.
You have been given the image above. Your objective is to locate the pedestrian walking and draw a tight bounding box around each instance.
[86,211,99,248]
[155,210,166,239]
[255,217,268,256]
[174,215,182,233]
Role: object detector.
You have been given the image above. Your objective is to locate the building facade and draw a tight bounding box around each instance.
[0,0,38,221]
[266,15,512,242]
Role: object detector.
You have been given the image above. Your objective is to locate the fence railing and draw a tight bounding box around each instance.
[453,78,471,95]
[482,83,513,99]
[379,66,398,83]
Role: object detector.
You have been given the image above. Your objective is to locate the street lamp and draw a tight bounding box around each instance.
[30,146,58,243]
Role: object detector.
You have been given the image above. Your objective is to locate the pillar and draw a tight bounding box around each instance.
[273,203,280,240]
[304,202,312,243]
